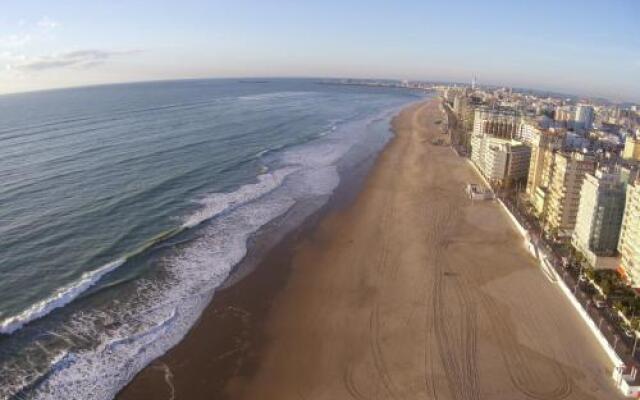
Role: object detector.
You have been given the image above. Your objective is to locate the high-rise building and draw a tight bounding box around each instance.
[473,108,519,139]
[526,130,562,199]
[619,179,640,286]
[544,152,596,235]
[575,104,595,132]
[623,136,640,161]
[554,106,573,122]
[471,135,531,186]
[571,169,626,267]
[531,149,558,217]
[461,97,482,129]
[518,119,541,145]
[453,95,467,116]
[518,118,562,145]
[470,108,529,187]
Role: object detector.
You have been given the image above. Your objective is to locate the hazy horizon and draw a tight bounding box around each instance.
[1,0,638,102]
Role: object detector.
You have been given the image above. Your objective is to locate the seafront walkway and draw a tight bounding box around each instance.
[496,193,640,396]
[472,160,640,397]
[442,98,640,397]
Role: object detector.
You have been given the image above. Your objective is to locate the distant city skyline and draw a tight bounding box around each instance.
[0,0,638,101]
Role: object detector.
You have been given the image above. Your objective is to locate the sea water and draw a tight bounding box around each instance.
[0,78,424,399]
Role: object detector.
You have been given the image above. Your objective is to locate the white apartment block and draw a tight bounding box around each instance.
[544,152,596,235]
[473,108,520,139]
[471,135,531,185]
[526,130,563,196]
[572,169,626,268]
[575,104,595,131]
[518,120,541,145]
[619,180,640,286]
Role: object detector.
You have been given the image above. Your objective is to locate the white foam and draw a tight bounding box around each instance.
[182,167,298,229]
[103,308,178,352]
[284,166,340,198]
[0,167,298,338]
[30,195,297,400]
[14,102,405,400]
[0,258,125,334]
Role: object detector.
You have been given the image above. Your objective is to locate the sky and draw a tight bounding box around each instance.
[0,0,638,101]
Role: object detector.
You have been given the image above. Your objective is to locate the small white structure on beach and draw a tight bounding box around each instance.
[466,183,494,200]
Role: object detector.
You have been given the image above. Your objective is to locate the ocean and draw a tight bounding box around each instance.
[0,78,424,399]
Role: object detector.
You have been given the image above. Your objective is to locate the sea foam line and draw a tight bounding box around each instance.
[0,167,298,336]
[0,259,125,335]
[30,195,300,400]
[13,100,410,400]
[182,166,297,229]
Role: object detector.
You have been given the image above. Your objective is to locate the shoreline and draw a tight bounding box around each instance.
[119,99,623,399]
[116,100,408,400]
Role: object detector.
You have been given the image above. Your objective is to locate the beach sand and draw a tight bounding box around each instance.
[119,99,622,399]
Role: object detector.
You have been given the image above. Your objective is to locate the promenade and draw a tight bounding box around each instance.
[445,98,640,397]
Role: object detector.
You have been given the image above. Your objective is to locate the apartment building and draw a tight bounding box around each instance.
[471,135,531,186]
[623,136,640,161]
[525,130,563,217]
[572,169,626,268]
[555,106,573,123]
[619,179,640,286]
[473,108,520,139]
[575,104,595,132]
[526,130,563,194]
[544,152,596,235]
[518,119,541,145]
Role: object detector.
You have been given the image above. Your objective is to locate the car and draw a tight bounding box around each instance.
[579,275,588,282]
[595,300,607,308]
[625,329,636,338]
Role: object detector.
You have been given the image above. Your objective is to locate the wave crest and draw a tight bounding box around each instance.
[0,259,125,335]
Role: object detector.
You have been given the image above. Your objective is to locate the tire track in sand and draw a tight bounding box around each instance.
[478,293,572,399]
[366,127,405,400]
[430,210,480,400]
[415,101,480,400]
[421,105,481,400]
[348,113,407,400]
[343,363,368,400]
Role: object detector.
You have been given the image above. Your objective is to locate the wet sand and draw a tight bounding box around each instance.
[119,99,622,399]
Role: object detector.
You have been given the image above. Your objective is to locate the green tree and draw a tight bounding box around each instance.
[600,279,612,297]
[584,266,596,281]
[614,300,624,312]
[632,297,640,315]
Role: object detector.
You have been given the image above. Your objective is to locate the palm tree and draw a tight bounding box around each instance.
[630,317,640,332]
[600,279,612,297]
[584,266,596,281]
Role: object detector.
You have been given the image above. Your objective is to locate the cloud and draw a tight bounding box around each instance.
[36,16,60,31]
[0,17,59,48]
[0,33,32,48]
[11,49,141,71]
[1,51,27,61]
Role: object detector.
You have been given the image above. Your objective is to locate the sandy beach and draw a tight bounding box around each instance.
[119,99,622,399]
